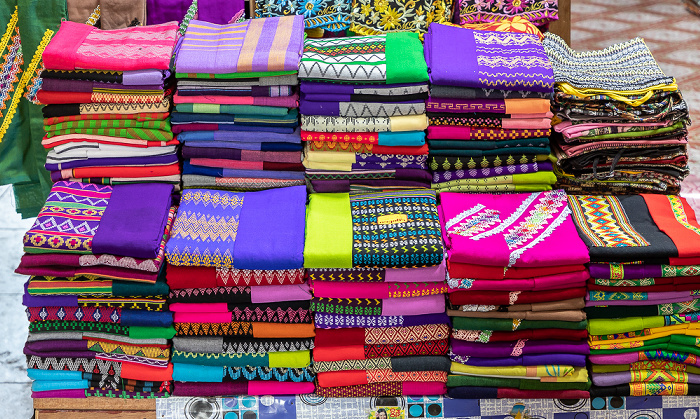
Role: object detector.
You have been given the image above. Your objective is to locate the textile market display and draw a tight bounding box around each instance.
[164,186,314,396]
[18,181,176,399]
[306,189,448,395]
[174,16,307,192]
[439,190,592,398]
[299,33,432,193]
[38,21,181,188]
[423,22,557,194]
[544,34,690,195]
[570,194,700,397]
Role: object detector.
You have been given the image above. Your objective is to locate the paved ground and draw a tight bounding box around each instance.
[1,2,699,417]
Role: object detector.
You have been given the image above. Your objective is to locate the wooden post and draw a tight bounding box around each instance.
[549,0,571,44]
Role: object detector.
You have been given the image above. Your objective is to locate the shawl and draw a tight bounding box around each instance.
[171,349,311,368]
[26,276,169,297]
[447,376,590,392]
[174,322,315,338]
[299,33,428,84]
[457,2,558,26]
[314,381,446,397]
[313,339,449,361]
[23,182,173,259]
[449,287,586,306]
[172,381,315,396]
[311,295,446,316]
[172,92,299,107]
[188,159,304,172]
[430,85,551,100]
[447,270,589,292]
[428,154,551,172]
[183,164,306,180]
[300,81,428,95]
[543,33,675,92]
[26,306,172,328]
[592,362,700,374]
[182,175,305,192]
[424,25,554,92]
[175,103,295,116]
[166,265,305,289]
[589,263,700,280]
[452,317,587,332]
[255,0,350,32]
[451,298,585,313]
[299,100,425,118]
[177,75,299,88]
[314,313,451,329]
[450,362,577,378]
[303,152,428,171]
[165,186,306,269]
[172,337,314,354]
[306,262,446,283]
[40,69,169,85]
[178,129,301,143]
[41,134,180,149]
[26,356,171,382]
[172,364,315,382]
[313,356,451,373]
[426,97,551,114]
[310,280,448,298]
[304,190,444,268]
[451,340,589,358]
[42,21,178,71]
[586,300,700,319]
[317,370,448,387]
[429,115,552,130]
[169,284,311,305]
[25,340,170,361]
[568,195,680,263]
[643,195,700,258]
[305,142,429,155]
[439,190,589,267]
[301,114,429,133]
[44,121,173,142]
[447,308,586,322]
[177,86,294,97]
[452,328,589,344]
[46,154,180,171]
[448,387,590,399]
[315,324,450,346]
[41,79,164,93]
[42,99,172,117]
[588,316,700,336]
[590,383,699,397]
[175,17,304,75]
[170,302,312,324]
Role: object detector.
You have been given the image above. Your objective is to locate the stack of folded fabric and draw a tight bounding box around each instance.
[423,23,557,194]
[164,186,316,397]
[305,189,450,396]
[569,194,700,397]
[439,190,592,399]
[173,16,308,192]
[17,181,176,399]
[544,34,691,194]
[38,21,180,188]
[298,33,433,193]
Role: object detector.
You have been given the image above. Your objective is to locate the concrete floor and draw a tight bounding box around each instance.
[1,2,699,417]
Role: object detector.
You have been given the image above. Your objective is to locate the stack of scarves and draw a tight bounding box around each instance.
[38,21,180,188]
[298,33,433,193]
[174,16,308,192]
[569,194,700,397]
[423,23,557,193]
[164,186,316,396]
[439,190,592,399]
[544,34,691,194]
[17,181,177,399]
[305,189,448,396]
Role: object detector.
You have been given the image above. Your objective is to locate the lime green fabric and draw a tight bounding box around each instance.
[304,193,353,268]
[268,350,312,368]
[385,32,428,84]
[176,71,296,79]
[589,316,668,336]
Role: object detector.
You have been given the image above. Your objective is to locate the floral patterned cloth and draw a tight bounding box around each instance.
[350,0,453,35]
[442,15,544,40]
[255,0,351,32]
[458,0,558,26]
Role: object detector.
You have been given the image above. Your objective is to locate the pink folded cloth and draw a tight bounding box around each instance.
[173,92,299,108]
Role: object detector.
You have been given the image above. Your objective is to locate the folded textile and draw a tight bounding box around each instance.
[40,69,170,86]
[299,101,425,118]
[43,21,178,71]
[314,313,451,329]
[315,324,450,346]
[182,175,305,191]
[175,16,304,75]
[310,280,447,298]
[314,381,446,397]
[311,295,446,316]
[457,2,558,26]
[306,262,445,283]
[304,190,443,268]
[301,114,429,133]
[172,363,315,382]
[23,182,173,260]
[448,387,589,399]
[426,97,551,114]
[299,33,428,84]
[314,340,449,362]
[171,349,311,367]
[317,370,448,387]
[313,356,451,373]
[174,322,315,338]
[590,383,698,397]
[172,381,314,396]
[165,186,306,269]
[424,25,554,92]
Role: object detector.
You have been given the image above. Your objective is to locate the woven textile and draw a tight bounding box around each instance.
[255,0,351,32]
[350,0,453,35]
[457,0,558,26]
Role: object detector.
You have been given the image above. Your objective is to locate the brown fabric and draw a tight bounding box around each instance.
[447,309,587,321]
[67,0,99,23]
[101,0,147,29]
[507,298,586,312]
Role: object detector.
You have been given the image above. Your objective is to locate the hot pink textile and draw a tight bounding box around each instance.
[43,21,178,71]
[402,382,447,395]
[439,190,589,267]
[170,303,229,313]
[173,312,232,323]
[310,280,447,299]
[385,261,446,282]
[173,93,299,107]
[251,284,311,303]
[247,381,315,395]
[382,295,446,316]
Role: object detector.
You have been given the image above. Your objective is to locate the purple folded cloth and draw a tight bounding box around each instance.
[451,353,587,367]
[589,263,663,279]
[311,179,431,193]
[24,348,95,358]
[45,154,179,171]
[451,339,590,358]
[123,70,171,85]
[197,0,245,24]
[592,371,700,387]
[590,352,700,367]
[299,99,425,117]
[16,265,157,282]
[314,313,451,329]
[41,79,164,93]
[147,0,191,25]
[23,282,77,307]
[25,340,87,352]
[300,81,426,94]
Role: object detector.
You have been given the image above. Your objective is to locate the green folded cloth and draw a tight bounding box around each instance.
[175,103,293,116]
[452,317,588,332]
[447,375,591,391]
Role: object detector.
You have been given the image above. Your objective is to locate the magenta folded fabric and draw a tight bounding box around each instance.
[382,295,446,316]
[172,381,314,396]
[173,93,299,107]
[439,190,590,267]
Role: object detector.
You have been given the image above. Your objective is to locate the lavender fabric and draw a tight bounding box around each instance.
[91,183,173,259]
[123,70,171,85]
[231,186,306,270]
[314,313,451,329]
[451,340,590,358]
[589,264,663,280]
[197,0,244,24]
[432,162,552,183]
[424,24,554,92]
[452,353,587,367]
[45,154,179,171]
[250,284,311,303]
[300,81,426,94]
[146,0,191,25]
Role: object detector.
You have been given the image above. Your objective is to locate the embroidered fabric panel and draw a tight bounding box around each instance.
[254,0,351,32]
[350,190,443,268]
[314,358,392,373]
[458,0,559,26]
[301,115,392,132]
[216,267,306,286]
[175,322,253,336]
[299,36,387,83]
[366,369,447,383]
[86,341,170,360]
[311,298,383,316]
[314,313,406,328]
[639,350,697,366]
[166,189,245,268]
[84,388,169,398]
[223,366,315,382]
[365,339,449,358]
[350,0,453,35]
[629,382,688,396]
[429,154,542,171]
[230,306,312,323]
[668,195,700,238]
[27,356,122,377]
[568,195,650,248]
[169,287,251,302]
[452,329,493,343]
[23,182,112,254]
[365,324,450,345]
